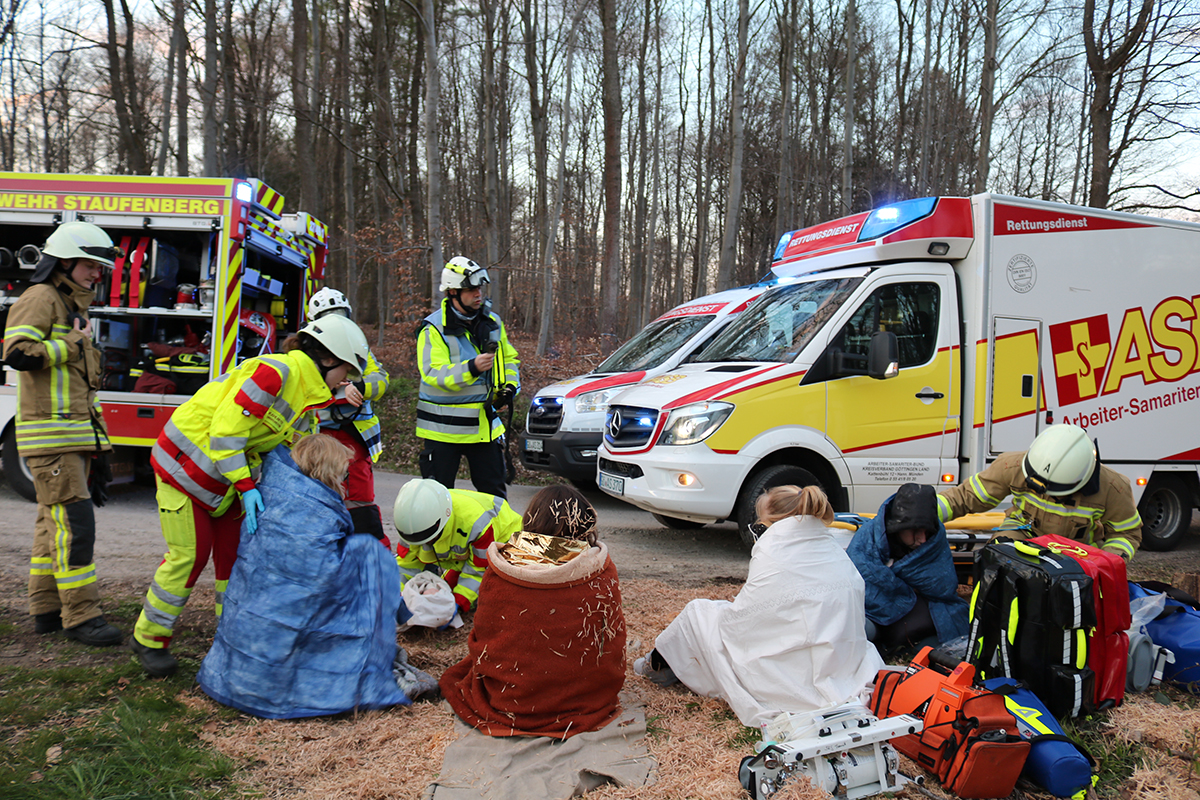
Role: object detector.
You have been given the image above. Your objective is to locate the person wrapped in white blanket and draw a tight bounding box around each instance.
[634,484,884,728]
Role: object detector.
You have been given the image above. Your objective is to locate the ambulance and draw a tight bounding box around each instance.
[597,194,1200,551]
[519,283,770,497]
[0,172,328,501]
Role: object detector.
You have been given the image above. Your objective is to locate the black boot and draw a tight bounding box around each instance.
[63,615,123,647]
[130,638,179,677]
[33,610,63,634]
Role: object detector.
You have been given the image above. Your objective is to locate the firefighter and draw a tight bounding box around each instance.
[307,287,391,548]
[130,313,371,677]
[416,256,520,498]
[2,222,123,646]
[391,478,522,617]
[936,423,1142,561]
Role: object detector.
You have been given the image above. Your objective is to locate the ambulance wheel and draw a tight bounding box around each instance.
[652,513,705,530]
[735,464,822,549]
[1138,475,1190,552]
[1,425,37,502]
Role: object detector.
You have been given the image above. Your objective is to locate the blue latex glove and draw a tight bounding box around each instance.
[437,606,460,631]
[396,596,413,627]
[241,488,265,535]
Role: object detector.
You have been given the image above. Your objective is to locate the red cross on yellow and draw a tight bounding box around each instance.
[1053,321,1110,400]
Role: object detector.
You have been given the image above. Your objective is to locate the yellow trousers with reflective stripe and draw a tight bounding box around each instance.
[133,479,242,650]
[27,452,102,629]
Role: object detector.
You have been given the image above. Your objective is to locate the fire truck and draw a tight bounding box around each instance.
[0,172,328,500]
[598,194,1200,551]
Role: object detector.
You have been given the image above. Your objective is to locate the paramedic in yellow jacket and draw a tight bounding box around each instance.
[2,222,123,647]
[417,256,520,498]
[937,423,1142,562]
[307,287,391,547]
[130,314,370,677]
[392,478,522,616]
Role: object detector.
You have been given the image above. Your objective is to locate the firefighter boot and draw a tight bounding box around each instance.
[350,504,391,550]
[63,614,123,646]
[34,610,63,634]
[131,638,179,677]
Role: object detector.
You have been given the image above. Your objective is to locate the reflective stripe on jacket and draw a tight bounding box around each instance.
[317,349,388,461]
[396,489,522,610]
[151,351,333,512]
[415,301,520,444]
[936,450,1142,560]
[2,274,111,456]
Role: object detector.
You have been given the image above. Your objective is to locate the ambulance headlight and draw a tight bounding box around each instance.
[658,402,734,446]
[575,388,622,414]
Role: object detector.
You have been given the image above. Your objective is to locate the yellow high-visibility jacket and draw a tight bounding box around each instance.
[396,489,522,612]
[316,349,388,461]
[416,301,520,444]
[2,273,111,456]
[937,451,1142,561]
[151,351,333,513]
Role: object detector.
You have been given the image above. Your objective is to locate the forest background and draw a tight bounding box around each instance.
[1,0,1198,359]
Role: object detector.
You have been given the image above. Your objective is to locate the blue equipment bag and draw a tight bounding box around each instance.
[198,446,409,718]
[1129,581,1200,691]
[981,677,1095,799]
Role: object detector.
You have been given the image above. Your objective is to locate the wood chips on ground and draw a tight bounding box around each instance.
[195,577,1200,800]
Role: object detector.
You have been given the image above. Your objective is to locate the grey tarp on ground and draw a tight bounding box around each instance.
[423,694,654,799]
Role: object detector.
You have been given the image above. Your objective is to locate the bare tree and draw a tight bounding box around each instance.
[597,0,622,343]
[715,0,750,292]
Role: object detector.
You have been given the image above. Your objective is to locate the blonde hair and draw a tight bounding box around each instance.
[755,484,835,528]
[292,434,352,498]
[522,484,599,546]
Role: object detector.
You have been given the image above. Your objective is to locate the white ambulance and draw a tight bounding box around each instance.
[597,194,1200,550]
[519,283,770,497]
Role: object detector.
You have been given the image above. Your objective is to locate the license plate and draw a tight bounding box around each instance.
[525,438,543,453]
[599,473,624,495]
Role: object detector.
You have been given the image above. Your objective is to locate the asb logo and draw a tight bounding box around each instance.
[1049,297,1200,407]
[1049,315,1111,405]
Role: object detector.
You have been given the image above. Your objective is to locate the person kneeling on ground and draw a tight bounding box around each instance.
[392,478,522,619]
[847,483,968,652]
[634,485,884,728]
[440,485,627,738]
[196,437,409,718]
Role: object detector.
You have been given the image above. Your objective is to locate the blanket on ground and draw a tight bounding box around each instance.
[440,540,626,738]
[846,494,968,643]
[423,694,652,800]
[197,445,408,718]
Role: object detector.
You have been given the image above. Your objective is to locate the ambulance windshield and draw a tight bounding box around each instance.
[691,277,862,363]
[596,314,717,373]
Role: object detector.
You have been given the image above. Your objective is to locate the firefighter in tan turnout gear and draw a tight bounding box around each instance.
[936,423,1142,561]
[2,222,123,646]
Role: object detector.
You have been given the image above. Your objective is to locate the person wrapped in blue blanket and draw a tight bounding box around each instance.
[197,439,409,718]
[847,483,968,650]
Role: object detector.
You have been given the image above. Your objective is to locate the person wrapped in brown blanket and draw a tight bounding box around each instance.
[440,485,626,739]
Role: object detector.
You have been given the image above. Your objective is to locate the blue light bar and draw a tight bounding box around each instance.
[857,197,938,241]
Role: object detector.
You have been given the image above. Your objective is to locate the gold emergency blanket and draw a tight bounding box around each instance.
[497,531,589,566]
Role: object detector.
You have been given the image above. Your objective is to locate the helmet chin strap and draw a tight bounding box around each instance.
[449,294,481,321]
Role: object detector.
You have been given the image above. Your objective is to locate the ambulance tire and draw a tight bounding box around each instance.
[652,513,705,530]
[735,464,823,550]
[1,425,37,502]
[1137,475,1190,552]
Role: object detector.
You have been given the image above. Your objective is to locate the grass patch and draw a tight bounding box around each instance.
[1062,712,1143,790]
[0,658,245,798]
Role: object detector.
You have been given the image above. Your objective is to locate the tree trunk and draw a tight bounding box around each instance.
[841,0,856,211]
[174,0,188,176]
[1082,0,1155,208]
[537,3,585,356]
[716,0,749,292]
[292,0,317,209]
[424,0,443,308]
[974,0,996,193]
[203,0,218,175]
[597,0,622,343]
[775,0,797,236]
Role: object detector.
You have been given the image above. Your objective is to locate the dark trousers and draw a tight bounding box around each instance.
[420,439,507,498]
